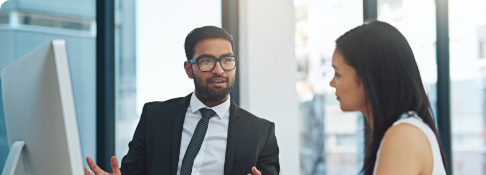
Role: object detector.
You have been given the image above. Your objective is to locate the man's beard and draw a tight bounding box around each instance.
[192,71,234,102]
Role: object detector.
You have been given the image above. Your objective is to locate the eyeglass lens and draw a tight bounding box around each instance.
[198,57,236,71]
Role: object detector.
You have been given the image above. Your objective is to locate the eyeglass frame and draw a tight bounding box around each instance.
[188,55,238,72]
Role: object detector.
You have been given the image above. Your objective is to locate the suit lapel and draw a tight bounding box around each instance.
[224,101,241,175]
[171,93,191,175]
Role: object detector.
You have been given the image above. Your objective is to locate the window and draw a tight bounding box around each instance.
[0,0,96,171]
[479,25,486,59]
[115,0,222,161]
[377,0,438,111]
[449,0,486,174]
[136,0,221,111]
[114,0,137,162]
[0,13,8,24]
[294,0,365,174]
[480,41,485,59]
[480,41,484,59]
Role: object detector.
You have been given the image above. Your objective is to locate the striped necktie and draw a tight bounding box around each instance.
[180,108,216,175]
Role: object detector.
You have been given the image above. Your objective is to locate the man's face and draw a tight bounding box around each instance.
[184,38,236,102]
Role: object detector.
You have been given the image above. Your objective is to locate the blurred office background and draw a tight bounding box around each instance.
[0,0,485,175]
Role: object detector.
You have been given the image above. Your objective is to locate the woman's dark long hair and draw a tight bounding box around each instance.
[335,20,449,175]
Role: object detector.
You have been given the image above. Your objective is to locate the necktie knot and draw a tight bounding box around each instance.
[199,108,216,120]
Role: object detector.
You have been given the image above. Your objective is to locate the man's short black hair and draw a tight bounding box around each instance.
[184,26,234,61]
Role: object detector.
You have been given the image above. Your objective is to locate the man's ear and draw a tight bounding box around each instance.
[184,61,194,79]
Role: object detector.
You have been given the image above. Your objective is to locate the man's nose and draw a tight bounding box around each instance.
[211,62,224,75]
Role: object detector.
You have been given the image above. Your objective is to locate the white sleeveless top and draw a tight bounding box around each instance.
[372,112,447,175]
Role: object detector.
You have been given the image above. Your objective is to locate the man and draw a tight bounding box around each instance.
[84,26,279,175]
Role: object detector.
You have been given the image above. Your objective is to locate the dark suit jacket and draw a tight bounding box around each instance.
[120,93,280,175]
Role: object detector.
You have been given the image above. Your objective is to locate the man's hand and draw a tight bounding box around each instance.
[247,166,261,175]
[84,156,121,175]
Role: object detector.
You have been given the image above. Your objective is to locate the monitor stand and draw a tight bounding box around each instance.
[2,141,26,175]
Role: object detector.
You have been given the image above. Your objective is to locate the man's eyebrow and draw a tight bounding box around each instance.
[332,65,338,69]
[198,53,234,58]
[220,53,234,57]
[198,54,216,58]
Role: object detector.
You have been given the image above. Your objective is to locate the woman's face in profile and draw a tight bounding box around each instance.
[330,49,367,113]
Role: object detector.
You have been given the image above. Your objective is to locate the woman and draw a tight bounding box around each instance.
[331,20,448,175]
[250,20,448,175]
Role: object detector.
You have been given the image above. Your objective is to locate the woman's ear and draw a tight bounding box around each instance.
[184,61,194,79]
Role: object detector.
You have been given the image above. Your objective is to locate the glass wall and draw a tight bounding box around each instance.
[0,0,96,170]
[114,0,137,163]
[136,0,221,111]
[115,0,222,160]
[449,0,486,174]
[294,0,365,174]
[376,0,438,115]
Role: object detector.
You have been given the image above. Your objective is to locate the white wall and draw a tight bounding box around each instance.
[239,0,300,174]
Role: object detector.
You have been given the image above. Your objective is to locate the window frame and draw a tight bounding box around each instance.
[96,0,116,171]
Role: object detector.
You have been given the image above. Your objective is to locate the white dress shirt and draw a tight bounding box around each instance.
[176,92,230,175]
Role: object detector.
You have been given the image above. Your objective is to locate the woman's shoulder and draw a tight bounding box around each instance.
[383,113,432,154]
[374,120,434,174]
[386,121,426,138]
[383,122,429,149]
[386,112,435,143]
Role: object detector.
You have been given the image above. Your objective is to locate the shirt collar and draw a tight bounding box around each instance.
[190,91,231,119]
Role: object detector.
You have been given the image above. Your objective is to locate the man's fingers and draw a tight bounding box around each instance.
[111,156,122,175]
[252,166,262,175]
[84,167,93,175]
[86,157,105,174]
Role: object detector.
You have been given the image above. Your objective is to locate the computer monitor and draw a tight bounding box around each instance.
[1,39,84,175]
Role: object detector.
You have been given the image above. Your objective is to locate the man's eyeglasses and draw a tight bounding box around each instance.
[189,56,238,72]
